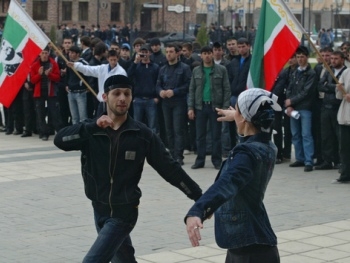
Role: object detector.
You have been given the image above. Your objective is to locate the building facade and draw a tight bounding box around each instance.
[0,0,197,35]
[196,0,350,33]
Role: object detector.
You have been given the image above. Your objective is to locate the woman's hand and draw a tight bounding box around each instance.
[216,106,235,122]
[186,216,203,247]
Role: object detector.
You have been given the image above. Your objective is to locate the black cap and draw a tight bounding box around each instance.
[69,46,81,53]
[150,38,161,46]
[296,45,309,56]
[140,44,150,51]
[104,75,133,93]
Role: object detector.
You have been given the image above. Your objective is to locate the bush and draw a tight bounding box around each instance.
[49,25,56,44]
[196,22,209,47]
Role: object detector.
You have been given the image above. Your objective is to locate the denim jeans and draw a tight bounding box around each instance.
[290,110,314,166]
[162,99,187,160]
[68,91,88,124]
[133,97,158,134]
[195,103,222,167]
[83,209,138,263]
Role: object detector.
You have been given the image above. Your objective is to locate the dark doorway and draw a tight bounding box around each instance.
[140,9,152,31]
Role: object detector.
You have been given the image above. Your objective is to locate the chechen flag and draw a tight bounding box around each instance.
[0,0,50,107]
[247,0,305,91]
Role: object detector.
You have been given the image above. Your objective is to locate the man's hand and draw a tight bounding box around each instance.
[66,62,74,68]
[188,110,195,120]
[24,82,32,91]
[38,66,44,75]
[159,90,167,99]
[345,93,350,102]
[216,106,235,122]
[165,90,174,98]
[96,115,114,129]
[285,106,294,117]
[186,216,203,247]
[44,67,52,76]
[134,54,141,64]
[284,99,292,108]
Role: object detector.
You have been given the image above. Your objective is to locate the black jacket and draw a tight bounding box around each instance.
[272,66,297,107]
[227,54,252,96]
[54,116,202,217]
[318,66,347,108]
[286,64,317,111]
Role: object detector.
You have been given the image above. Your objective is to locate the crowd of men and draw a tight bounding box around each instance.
[0,30,349,183]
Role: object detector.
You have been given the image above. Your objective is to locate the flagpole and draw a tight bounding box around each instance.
[48,41,98,98]
[303,33,346,96]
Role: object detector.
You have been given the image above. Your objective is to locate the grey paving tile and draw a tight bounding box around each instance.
[300,247,350,261]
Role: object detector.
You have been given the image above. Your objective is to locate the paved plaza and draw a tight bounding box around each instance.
[0,133,350,263]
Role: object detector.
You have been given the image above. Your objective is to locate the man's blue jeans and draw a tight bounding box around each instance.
[162,99,187,161]
[133,97,158,134]
[290,109,314,166]
[68,91,88,124]
[83,209,138,263]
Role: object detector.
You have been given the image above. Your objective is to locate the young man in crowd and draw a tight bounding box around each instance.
[188,46,231,169]
[285,46,317,172]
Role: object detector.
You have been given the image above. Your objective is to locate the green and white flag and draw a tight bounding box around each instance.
[0,0,50,107]
[247,0,305,91]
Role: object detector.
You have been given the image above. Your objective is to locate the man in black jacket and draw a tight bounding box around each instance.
[285,46,317,172]
[227,37,252,148]
[316,51,346,170]
[54,75,202,263]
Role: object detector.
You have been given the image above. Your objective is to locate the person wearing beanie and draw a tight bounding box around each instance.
[54,75,202,263]
[185,88,281,263]
[150,37,167,67]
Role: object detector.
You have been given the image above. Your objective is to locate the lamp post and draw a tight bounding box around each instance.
[97,0,100,26]
[183,0,186,40]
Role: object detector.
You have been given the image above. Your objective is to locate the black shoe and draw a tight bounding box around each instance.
[289,161,305,167]
[191,163,204,169]
[333,163,341,170]
[21,132,32,138]
[0,127,6,132]
[331,178,350,184]
[304,165,313,172]
[314,162,333,170]
[5,130,13,135]
[13,130,23,135]
[41,136,49,141]
[39,134,43,139]
[176,159,184,166]
[214,164,221,170]
[276,158,283,164]
[314,159,324,166]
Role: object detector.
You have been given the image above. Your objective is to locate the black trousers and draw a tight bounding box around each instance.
[339,125,350,181]
[22,87,36,133]
[35,97,63,136]
[320,107,340,164]
[225,245,280,263]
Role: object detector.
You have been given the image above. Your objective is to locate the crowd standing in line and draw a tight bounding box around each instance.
[1,23,349,183]
[0,22,349,263]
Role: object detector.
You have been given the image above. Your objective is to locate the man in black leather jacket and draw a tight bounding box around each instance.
[54,75,202,263]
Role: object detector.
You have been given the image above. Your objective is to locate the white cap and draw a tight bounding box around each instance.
[237,88,282,122]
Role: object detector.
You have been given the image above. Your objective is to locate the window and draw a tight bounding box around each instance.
[110,3,121,21]
[1,0,10,13]
[201,0,207,3]
[33,0,48,20]
[79,2,88,21]
[62,1,72,21]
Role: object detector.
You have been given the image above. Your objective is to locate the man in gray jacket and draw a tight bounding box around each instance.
[188,46,231,169]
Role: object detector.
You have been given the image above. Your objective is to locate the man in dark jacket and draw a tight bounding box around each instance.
[227,37,252,148]
[156,44,192,165]
[128,44,160,133]
[315,51,346,170]
[54,75,202,263]
[285,46,317,172]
